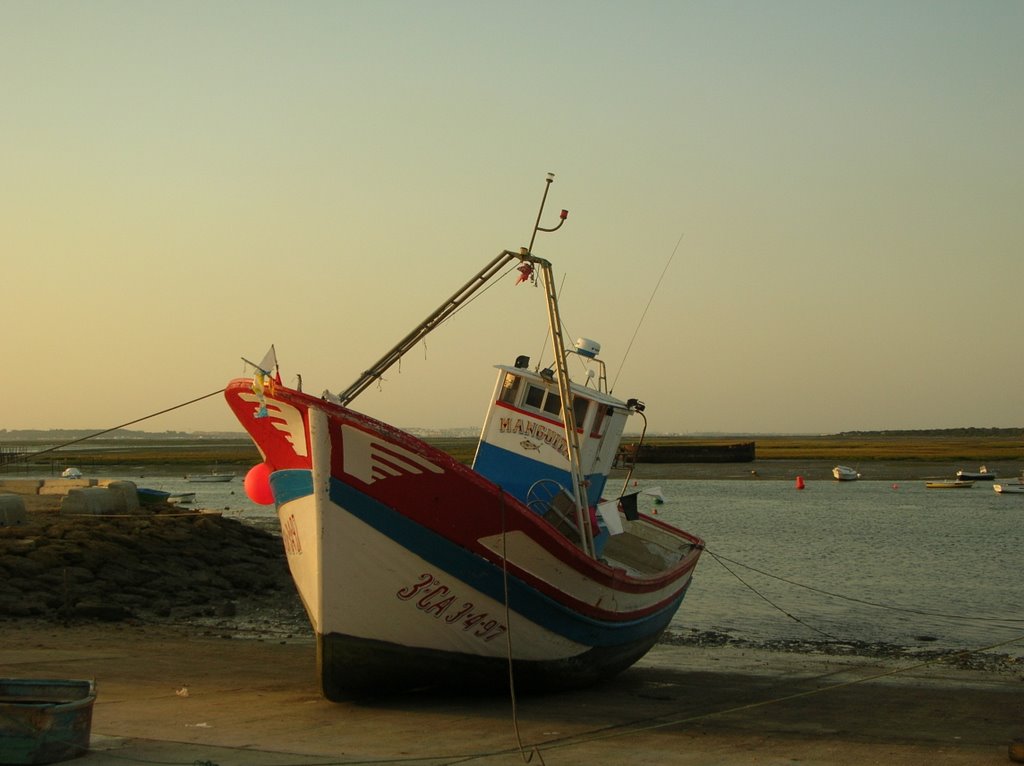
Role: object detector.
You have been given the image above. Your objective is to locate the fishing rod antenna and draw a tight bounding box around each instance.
[527,172,569,254]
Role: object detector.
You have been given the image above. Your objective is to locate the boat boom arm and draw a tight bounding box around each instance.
[331,175,594,557]
[333,249,529,406]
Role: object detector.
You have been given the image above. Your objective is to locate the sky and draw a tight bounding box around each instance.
[3,1,1022,435]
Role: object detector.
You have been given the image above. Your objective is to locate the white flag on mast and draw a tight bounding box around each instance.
[257,344,277,374]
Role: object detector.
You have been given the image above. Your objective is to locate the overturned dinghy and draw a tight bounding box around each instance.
[224,176,704,699]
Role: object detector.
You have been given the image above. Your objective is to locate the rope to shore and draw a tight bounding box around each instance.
[457,630,1024,764]
[498,487,547,766]
[706,547,843,640]
[17,388,227,460]
[705,546,1024,625]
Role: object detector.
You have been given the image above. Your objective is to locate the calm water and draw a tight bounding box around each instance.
[646,478,1024,657]
[28,469,1024,656]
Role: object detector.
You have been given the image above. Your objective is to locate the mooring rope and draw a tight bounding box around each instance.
[706,548,843,640]
[497,487,547,766]
[495,630,1024,761]
[17,388,227,460]
[706,547,1024,625]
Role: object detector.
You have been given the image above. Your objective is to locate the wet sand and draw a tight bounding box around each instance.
[2,620,1022,765]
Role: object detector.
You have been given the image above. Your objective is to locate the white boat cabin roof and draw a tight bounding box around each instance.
[493,362,629,413]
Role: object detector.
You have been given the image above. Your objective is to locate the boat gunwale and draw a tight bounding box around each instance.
[225,379,704,600]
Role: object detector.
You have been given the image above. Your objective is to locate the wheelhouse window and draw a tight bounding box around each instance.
[543,391,562,416]
[522,383,565,420]
[524,384,545,409]
[572,395,590,429]
[590,405,610,437]
[499,373,522,405]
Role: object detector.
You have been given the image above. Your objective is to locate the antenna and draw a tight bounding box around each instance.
[527,172,569,254]
[610,232,684,393]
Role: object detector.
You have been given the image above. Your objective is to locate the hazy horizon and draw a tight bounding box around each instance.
[4,2,1022,435]
[2,425,1021,441]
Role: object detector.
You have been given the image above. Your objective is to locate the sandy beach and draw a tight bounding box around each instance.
[2,618,1022,765]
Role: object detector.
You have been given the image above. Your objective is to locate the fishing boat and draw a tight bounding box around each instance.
[956,466,996,481]
[925,480,974,489]
[832,465,860,481]
[224,176,704,699]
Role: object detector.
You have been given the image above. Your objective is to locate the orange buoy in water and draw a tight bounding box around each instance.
[795,476,805,490]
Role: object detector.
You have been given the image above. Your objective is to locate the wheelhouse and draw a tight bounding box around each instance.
[472,349,633,509]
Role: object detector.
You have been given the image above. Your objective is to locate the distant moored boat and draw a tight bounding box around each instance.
[185,472,235,483]
[956,466,996,481]
[832,465,860,481]
[993,483,1024,494]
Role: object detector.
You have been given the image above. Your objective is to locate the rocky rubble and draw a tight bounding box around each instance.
[0,509,302,627]
[661,628,1024,676]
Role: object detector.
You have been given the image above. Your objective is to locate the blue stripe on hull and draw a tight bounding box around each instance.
[270,469,689,648]
[473,441,608,506]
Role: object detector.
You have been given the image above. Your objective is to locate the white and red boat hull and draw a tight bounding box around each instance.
[226,379,702,698]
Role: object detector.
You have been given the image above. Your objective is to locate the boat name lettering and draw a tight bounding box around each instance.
[397,573,507,642]
[498,417,568,459]
[282,514,302,555]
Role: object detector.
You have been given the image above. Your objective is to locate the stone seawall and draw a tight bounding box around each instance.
[0,508,298,625]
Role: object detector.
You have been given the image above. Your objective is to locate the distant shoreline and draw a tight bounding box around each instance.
[2,434,1020,484]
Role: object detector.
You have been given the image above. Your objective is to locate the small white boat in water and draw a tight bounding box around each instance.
[60,467,82,479]
[832,465,860,481]
[993,483,1024,494]
[168,491,197,504]
[956,466,996,481]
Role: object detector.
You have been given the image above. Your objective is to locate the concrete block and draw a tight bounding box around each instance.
[0,494,28,525]
[0,479,42,495]
[60,487,126,516]
[40,479,96,495]
[103,480,141,513]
